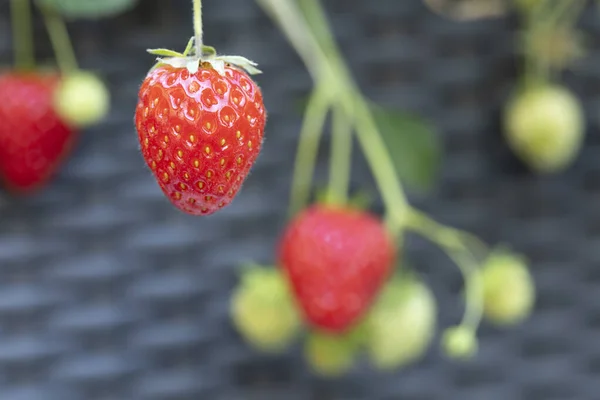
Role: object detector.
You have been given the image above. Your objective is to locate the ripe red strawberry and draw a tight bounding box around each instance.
[278,205,397,333]
[0,72,76,193]
[135,63,266,216]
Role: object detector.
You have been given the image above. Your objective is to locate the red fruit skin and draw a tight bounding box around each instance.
[135,64,266,216]
[0,73,76,193]
[278,205,396,333]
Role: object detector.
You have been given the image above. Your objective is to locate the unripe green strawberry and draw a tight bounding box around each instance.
[54,71,110,128]
[231,267,301,352]
[481,250,535,326]
[442,326,478,360]
[365,277,436,370]
[304,331,359,377]
[504,84,584,174]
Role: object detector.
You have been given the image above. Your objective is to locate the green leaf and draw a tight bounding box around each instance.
[371,105,441,193]
[37,0,139,19]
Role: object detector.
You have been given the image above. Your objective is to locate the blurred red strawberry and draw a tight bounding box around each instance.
[0,72,76,193]
[278,205,397,333]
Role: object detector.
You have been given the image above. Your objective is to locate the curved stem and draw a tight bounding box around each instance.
[288,83,331,217]
[350,97,409,226]
[193,0,203,56]
[39,3,78,74]
[327,104,352,206]
[255,0,324,80]
[446,247,483,328]
[11,0,35,70]
[405,209,483,331]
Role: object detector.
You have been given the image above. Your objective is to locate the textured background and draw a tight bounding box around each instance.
[0,0,599,399]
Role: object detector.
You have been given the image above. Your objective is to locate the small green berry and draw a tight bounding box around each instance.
[231,267,301,353]
[442,326,478,360]
[504,84,584,174]
[54,71,110,128]
[366,277,437,370]
[482,250,535,326]
[304,331,357,377]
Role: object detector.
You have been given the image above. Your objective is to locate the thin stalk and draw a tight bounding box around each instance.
[327,104,352,205]
[256,0,324,81]
[11,0,35,70]
[193,0,203,56]
[39,3,79,74]
[289,83,331,217]
[405,210,483,330]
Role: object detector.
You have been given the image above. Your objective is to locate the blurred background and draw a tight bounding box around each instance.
[0,0,599,399]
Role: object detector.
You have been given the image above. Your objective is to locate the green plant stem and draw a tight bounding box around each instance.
[255,0,324,80]
[523,0,586,86]
[193,0,203,56]
[405,210,483,331]
[11,0,35,70]
[306,0,409,226]
[258,0,409,227]
[327,104,352,206]
[39,3,78,74]
[289,83,331,217]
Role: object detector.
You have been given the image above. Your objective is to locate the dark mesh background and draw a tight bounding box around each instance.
[0,0,598,399]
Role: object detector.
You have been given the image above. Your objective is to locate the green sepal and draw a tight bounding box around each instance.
[147,49,185,58]
[182,37,196,56]
[216,55,262,75]
[202,45,217,57]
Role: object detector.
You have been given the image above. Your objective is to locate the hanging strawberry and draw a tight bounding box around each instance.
[134,1,266,216]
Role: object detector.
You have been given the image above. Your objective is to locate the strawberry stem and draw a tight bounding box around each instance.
[260,0,410,223]
[521,0,586,88]
[10,0,35,71]
[405,210,484,334]
[288,83,331,217]
[39,3,79,74]
[326,104,352,206]
[193,0,203,56]
[300,0,410,225]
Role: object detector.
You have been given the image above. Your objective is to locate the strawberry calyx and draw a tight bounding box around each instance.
[147,36,261,76]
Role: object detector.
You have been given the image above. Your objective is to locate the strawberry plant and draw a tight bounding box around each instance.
[505,0,588,174]
[230,0,537,376]
[134,0,266,216]
[0,0,114,194]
